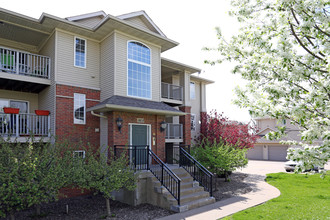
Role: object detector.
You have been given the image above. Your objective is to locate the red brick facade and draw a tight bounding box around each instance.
[179,106,192,145]
[56,84,100,148]
[107,111,166,161]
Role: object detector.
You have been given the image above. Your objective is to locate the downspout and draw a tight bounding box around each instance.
[91,111,107,119]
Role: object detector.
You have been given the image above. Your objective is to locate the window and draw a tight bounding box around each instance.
[74,93,86,124]
[191,114,196,131]
[127,41,151,99]
[74,37,86,68]
[190,82,195,100]
[73,150,85,158]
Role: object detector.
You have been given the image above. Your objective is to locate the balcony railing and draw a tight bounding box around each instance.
[0,47,50,79]
[0,113,50,137]
[161,82,183,101]
[165,123,183,139]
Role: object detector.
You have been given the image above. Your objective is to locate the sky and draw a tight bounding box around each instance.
[1,0,251,122]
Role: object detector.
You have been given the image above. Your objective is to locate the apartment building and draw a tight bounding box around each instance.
[0,8,214,211]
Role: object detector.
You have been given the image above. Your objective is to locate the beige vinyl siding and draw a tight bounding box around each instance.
[100,33,115,101]
[73,16,103,28]
[114,32,161,102]
[56,31,100,89]
[0,90,38,112]
[190,80,201,138]
[124,17,158,35]
[258,119,276,130]
[39,33,56,135]
[100,117,108,155]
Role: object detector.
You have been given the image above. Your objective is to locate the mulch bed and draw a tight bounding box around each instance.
[2,172,253,220]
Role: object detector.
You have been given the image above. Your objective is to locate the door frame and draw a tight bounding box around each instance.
[129,123,151,149]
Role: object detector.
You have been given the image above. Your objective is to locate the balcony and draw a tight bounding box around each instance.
[165,123,183,142]
[161,82,183,106]
[0,47,51,93]
[0,47,50,79]
[0,113,50,140]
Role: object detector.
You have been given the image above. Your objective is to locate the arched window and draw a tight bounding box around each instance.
[127,41,151,99]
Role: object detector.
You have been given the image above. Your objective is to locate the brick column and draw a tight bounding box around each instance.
[179,106,191,146]
[155,115,166,161]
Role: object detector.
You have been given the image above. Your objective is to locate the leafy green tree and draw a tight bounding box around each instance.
[76,146,136,218]
[0,139,38,220]
[0,137,73,219]
[205,0,330,171]
[193,139,248,182]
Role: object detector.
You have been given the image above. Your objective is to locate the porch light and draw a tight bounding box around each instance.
[116,117,123,133]
[160,121,167,132]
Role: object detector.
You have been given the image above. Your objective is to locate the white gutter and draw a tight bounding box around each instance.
[91,111,107,118]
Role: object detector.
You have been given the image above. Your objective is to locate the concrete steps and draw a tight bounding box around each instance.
[152,166,215,212]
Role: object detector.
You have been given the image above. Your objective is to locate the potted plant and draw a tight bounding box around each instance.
[35,110,50,116]
[3,107,20,114]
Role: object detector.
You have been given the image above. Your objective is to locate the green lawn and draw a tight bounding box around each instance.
[223,171,330,220]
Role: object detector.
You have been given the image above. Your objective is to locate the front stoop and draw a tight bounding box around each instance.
[152,167,215,212]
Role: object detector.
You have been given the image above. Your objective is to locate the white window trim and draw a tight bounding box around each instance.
[127,40,152,100]
[73,93,86,125]
[190,82,196,100]
[73,150,86,158]
[74,36,87,69]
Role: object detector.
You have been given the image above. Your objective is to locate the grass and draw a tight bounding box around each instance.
[223,171,330,220]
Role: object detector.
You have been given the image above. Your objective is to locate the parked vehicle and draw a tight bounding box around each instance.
[284,160,323,172]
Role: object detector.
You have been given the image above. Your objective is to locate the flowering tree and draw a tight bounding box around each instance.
[199,110,258,149]
[205,0,330,172]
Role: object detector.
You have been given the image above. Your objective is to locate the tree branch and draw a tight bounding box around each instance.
[289,23,324,60]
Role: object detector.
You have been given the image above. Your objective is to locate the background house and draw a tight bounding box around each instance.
[247,117,302,161]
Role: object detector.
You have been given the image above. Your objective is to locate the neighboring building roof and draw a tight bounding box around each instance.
[88,95,186,116]
[161,57,201,74]
[190,75,215,84]
[117,10,166,37]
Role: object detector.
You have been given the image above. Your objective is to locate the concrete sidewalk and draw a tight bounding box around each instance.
[156,173,280,220]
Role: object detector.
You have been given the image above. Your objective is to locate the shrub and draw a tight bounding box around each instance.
[192,139,248,182]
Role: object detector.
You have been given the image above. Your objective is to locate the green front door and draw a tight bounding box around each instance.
[130,124,150,166]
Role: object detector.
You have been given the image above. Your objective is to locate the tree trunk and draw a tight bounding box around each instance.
[224,171,229,182]
[10,210,15,220]
[105,198,111,217]
[36,204,41,216]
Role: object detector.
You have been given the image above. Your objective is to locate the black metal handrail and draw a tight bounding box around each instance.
[149,150,181,205]
[113,145,182,205]
[114,145,149,171]
[179,147,213,196]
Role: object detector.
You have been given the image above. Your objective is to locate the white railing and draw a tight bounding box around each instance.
[0,113,50,137]
[0,47,50,79]
[165,123,183,139]
[161,82,183,101]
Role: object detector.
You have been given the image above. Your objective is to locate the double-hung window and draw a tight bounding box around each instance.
[127,41,151,99]
[74,93,86,124]
[190,82,196,100]
[74,37,86,68]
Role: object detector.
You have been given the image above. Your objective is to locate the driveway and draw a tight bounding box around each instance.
[238,160,286,175]
[239,160,330,176]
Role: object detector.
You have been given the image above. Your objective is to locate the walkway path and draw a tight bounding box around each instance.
[156,160,283,220]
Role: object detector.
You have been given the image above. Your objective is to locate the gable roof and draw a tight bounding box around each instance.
[66,11,107,21]
[117,11,166,37]
[88,95,185,116]
[257,127,276,135]
[0,8,178,52]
